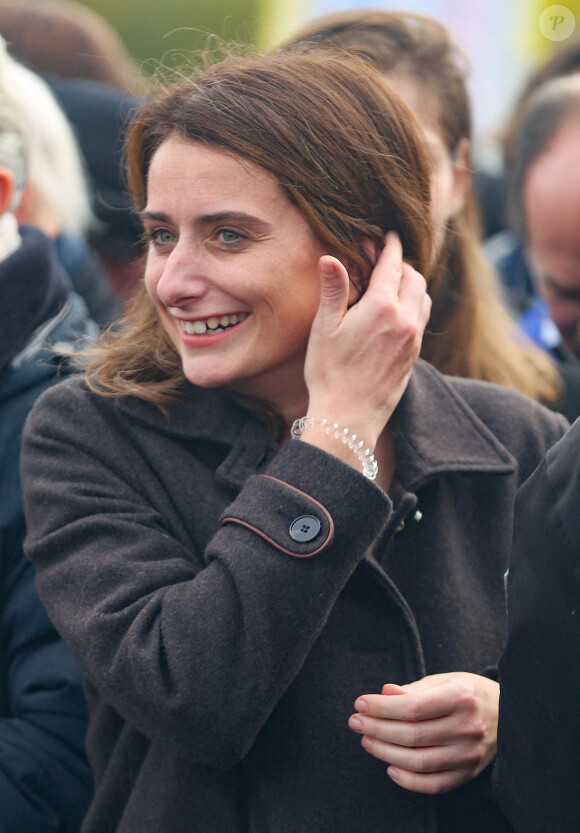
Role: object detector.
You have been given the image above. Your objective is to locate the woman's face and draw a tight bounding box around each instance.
[385,74,469,249]
[142,137,326,406]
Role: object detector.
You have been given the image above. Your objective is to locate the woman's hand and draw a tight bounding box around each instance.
[303,232,431,453]
[348,672,500,795]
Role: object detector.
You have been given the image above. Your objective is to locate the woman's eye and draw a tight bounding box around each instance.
[154,229,175,245]
[144,228,175,248]
[217,228,244,244]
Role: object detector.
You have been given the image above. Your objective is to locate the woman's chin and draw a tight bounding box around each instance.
[182,372,231,390]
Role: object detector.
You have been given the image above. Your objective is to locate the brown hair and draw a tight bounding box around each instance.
[82,49,433,408]
[282,10,561,404]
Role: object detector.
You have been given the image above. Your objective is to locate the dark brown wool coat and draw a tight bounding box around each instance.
[20,359,567,833]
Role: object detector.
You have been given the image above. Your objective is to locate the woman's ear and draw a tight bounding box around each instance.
[348,237,381,305]
[361,236,381,266]
[449,137,471,216]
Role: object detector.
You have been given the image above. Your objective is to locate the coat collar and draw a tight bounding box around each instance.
[121,359,517,493]
[391,360,517,490]
[121,386,278,491]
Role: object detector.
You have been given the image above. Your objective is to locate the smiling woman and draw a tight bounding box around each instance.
[141,138,328,400]
[78,49,433,433]
[19,49,568,833]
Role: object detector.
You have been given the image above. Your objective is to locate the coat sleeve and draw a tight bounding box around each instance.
[20,383,393,769]
[0,522,92,832]
[496,416,580,832]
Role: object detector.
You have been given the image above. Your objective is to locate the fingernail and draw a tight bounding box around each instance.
[320,260,335,278]
[349,716,363,731]
[354,698,368,713]
[382,683,405,695]
[387,767,400,781]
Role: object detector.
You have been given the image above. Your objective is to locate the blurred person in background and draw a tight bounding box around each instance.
[0,0,147,96]
[505,74,580,366]
[0,36,93,833]
[48,76,144,306]
[0,0,146,306]
[5,55,121,326]
[281,10,580,421]
[486,35,580,317]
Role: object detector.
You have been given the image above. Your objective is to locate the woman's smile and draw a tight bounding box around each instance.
[142,137,325,404]
[178,312,248,337]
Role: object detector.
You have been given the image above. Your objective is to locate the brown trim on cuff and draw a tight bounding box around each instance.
[221,517,329,557]
[221,474,334,557]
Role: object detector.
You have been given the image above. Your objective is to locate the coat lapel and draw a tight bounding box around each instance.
[392,360,518,491]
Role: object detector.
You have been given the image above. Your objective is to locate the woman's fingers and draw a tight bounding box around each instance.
[314,255,350,333]
[360,734,476,775]
[363,230,403,301]
[359,730,488,794]
[349,713,453,749]
[399,262,432,331]
[349,673,500,794]
[352,234,430,362]
[354,680,458,722]
[387,765,473,795]
[304,231,430,445]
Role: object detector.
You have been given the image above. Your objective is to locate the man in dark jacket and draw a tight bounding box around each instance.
[496,416,580,832]
[0,36,94,832]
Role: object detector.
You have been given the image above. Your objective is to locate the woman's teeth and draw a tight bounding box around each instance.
[181,313,247,335]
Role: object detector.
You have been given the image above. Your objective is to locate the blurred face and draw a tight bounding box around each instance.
[385,74,469,250]
[523,120,580,357]
[142,137,326,408]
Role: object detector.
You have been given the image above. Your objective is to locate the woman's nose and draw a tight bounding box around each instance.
[155,241,209,308]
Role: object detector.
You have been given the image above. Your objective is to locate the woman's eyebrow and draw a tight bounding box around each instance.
[197,211,273,231]
[139,210,273,232]
[140,210,170,223]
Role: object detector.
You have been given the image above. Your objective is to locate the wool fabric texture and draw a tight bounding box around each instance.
[21,359,567,833]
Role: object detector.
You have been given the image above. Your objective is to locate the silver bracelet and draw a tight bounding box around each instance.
[290,417,378,481]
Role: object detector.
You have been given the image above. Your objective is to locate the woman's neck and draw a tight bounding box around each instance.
[229,374,310,442]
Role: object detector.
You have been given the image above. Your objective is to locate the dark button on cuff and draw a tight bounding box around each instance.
[220,474,334,557]
[289,515,321,542]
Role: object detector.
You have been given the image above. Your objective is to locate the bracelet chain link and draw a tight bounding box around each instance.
[290,417,378,481]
